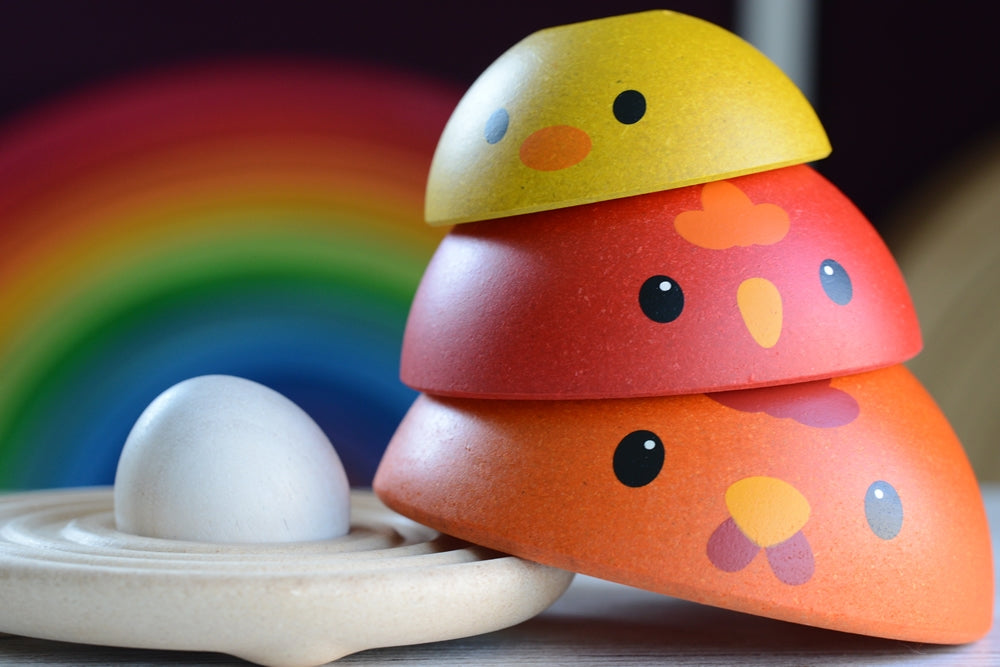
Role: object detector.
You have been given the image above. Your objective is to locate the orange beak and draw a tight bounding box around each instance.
[737,277,782,348]
[519,125,591,171]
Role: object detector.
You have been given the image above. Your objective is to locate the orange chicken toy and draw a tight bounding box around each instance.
[374,10,993,643]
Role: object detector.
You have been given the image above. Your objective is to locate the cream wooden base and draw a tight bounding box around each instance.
[0,488,573,666]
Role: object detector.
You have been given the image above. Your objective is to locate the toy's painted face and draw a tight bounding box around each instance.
[375,365,993,643]
[425,10,830,224]
[402,165,922,399]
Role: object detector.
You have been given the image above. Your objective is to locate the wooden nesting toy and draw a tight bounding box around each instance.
[375,9,994,644]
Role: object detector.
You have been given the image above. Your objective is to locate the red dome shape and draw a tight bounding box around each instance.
[375,365,993,643]
[401,165,921,399]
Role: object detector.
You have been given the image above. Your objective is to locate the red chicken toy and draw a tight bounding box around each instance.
[375,9,993,644]
[400,165,921,398]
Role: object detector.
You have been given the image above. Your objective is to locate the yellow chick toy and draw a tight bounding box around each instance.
[425,10,831,225]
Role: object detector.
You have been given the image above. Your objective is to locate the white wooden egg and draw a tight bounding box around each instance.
[114,375,350,543]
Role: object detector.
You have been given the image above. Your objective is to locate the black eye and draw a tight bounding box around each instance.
[484,108,509,144]
[820,259,852,305]
[613,90,646,124]
[613,430,664,487]
[639,275,684,323]
[865,481,903,539]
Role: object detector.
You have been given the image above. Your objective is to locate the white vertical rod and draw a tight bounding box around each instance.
[735,0,820,104]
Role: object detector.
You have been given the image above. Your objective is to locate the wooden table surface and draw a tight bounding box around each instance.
[2,486,997,666]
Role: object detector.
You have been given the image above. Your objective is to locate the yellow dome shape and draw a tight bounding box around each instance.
[425,10,831,225]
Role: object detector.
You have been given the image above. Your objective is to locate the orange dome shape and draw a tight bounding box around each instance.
[402,165,921,399]
[424,10,829,225]
[374,365,994,643]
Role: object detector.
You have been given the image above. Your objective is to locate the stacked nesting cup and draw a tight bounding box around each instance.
[375,10,993,643]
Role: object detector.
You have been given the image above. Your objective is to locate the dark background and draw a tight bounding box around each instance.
[1,0,998,241]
